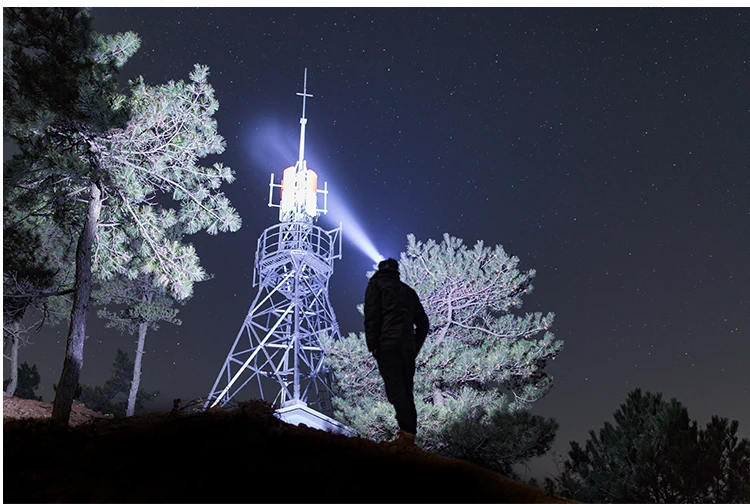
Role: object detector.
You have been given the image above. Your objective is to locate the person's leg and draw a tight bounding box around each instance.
[401,346,417,435]
[376,346,415,434]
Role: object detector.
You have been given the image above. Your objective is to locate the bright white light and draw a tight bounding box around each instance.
[324,194,384,264]
[343,219,385,264]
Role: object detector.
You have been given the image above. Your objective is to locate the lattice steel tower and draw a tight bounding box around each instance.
[204,70,345,424]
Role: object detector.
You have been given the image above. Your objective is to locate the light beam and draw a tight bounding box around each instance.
[323,194,384,264]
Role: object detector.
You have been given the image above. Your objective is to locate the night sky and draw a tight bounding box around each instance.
[13,7,749,480]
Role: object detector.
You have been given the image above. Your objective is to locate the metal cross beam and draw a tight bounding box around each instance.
[296,67,313,119]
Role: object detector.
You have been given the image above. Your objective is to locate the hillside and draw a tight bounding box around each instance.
[3,396,575,503]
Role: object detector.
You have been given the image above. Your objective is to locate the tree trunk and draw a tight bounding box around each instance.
[5,321,20,396]
[126,321,148,417]
[52,181,102,427]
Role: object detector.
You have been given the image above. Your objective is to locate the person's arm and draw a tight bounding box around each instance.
[414,297,429,354]
[364,281,382,354]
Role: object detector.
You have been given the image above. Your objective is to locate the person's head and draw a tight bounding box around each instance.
[378,258,399,273]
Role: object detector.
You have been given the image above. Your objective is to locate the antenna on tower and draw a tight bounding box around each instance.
[267,68,329,223]
[296,68,313,165]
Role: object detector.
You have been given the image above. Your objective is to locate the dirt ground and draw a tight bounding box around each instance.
[3,396,576,503]
[3,394,112,426]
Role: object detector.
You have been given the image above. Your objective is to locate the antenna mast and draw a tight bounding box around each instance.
[297,68,312,165]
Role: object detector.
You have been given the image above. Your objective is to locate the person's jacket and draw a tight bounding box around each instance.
[364,269,429,354]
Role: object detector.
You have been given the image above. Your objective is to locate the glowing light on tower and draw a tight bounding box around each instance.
[205,69,352,435]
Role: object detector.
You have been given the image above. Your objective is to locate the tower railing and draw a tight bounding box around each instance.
[254,222,342,288]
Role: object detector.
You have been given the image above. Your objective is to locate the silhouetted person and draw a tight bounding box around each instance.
[364,258,429,447]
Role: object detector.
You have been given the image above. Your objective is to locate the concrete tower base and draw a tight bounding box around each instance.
[275,399,356,437]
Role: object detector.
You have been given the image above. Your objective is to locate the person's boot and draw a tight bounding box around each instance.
[395,430,416,446]
[387,430,417,453]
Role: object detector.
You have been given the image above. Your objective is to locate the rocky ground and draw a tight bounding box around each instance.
[3,396,576,503]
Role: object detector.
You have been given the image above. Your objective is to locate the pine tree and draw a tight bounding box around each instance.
[561,389,698,502]
[95,268,182,417]
[2,205,76,325]
[3,362,43,401]
[3,172,77,396]
[4,6,139,425]
[79,348,158,417]
[323,233,563,476]
[556,388,750,503]
[4,8,241,426]
[695,416,750,503]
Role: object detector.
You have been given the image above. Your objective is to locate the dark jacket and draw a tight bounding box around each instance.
[364,269,429,354]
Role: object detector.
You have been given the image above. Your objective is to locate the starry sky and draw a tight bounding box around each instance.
[12,7,749,480]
